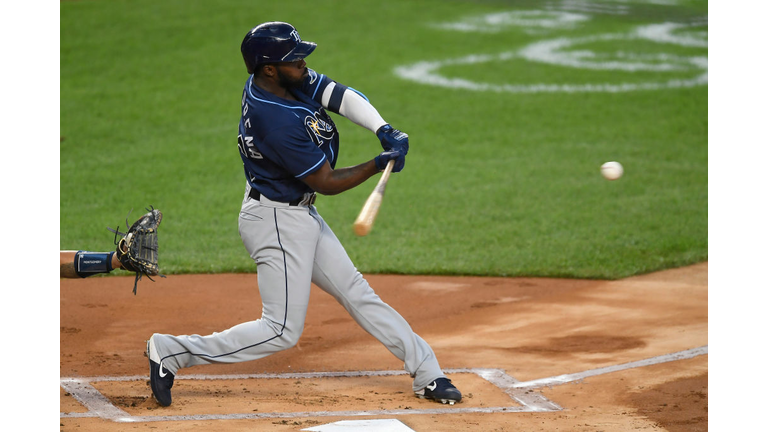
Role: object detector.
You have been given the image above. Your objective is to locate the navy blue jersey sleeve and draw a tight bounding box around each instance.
[299,69,331,104]
[259,126,327,179]
[298,68,347,114]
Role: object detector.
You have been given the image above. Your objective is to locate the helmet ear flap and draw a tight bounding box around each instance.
[241,40,256,74]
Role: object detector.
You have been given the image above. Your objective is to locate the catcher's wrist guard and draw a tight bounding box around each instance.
[73,251,114,278]
[108,206,165,294]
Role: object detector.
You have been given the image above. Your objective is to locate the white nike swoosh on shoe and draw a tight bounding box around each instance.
[427,382,437,391]
[159,362,168,378]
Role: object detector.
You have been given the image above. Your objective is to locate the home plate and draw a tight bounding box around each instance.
[302,419,415,431]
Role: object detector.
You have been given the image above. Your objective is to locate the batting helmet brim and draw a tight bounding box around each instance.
[281,40,317,62]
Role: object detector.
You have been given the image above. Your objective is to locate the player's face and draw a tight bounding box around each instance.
[275,59,307,88]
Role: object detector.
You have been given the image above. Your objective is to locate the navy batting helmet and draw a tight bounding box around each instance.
[241,22,317,74]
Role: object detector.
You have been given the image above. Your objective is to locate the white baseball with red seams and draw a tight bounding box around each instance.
[601,161,623,180]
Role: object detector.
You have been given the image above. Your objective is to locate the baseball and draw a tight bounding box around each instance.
[601,161,623,180]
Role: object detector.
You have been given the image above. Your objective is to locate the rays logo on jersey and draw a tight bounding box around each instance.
[304,110,336,147]
[307,69,318,85]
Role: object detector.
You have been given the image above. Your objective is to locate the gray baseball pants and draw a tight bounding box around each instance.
[151,187,445,391]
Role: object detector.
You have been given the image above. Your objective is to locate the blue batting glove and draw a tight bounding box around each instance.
[374,150,405,172]
[376,124,409,156]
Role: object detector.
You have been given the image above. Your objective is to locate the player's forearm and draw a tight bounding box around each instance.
[60,261,80,278]
[305,160,380,196]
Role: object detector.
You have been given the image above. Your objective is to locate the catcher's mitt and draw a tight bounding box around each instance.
[108,206,165,294]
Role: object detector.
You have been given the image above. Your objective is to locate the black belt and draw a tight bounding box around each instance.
[249,188,316,206]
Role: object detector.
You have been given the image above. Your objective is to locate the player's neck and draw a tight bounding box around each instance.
[253,76,297,101]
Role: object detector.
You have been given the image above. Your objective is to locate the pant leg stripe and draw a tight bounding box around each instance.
[273,207,289,332]
[160,208,290,362]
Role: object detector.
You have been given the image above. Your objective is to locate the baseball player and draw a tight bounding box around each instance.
[146,22,461,407]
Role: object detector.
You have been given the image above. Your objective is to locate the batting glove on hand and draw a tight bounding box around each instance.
[374,150,404,172]
[376,124,409,156]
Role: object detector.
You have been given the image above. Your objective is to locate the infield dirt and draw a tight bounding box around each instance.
[60,263,707,431]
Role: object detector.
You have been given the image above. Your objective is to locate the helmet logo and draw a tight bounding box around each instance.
[290,29,301,42]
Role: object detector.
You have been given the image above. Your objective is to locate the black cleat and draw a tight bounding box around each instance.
[147,335,175,407]
[415,377,462,405]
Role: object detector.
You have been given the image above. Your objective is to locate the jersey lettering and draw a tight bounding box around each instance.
[238,134,263,159]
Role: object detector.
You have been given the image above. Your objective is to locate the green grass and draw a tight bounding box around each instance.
[61,0,707,279]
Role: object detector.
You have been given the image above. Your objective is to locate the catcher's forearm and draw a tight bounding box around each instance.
[60,261,80,278]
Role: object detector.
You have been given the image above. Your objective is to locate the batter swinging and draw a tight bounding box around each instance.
[146,22,461,407]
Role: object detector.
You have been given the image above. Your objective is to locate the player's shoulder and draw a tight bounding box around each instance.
[299,68,331,97]
[305,68,324,86]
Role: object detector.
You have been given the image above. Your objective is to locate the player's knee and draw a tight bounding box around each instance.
[278,326,304,349]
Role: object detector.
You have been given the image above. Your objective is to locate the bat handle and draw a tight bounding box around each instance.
[379,159,395,184]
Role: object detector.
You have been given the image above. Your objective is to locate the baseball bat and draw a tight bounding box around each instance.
[353,159,395,236]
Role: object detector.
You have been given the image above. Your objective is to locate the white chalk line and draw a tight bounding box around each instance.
[60,378,132,420]
[512,345,708,389]
[61,346,707,423]
[60,368,557,423]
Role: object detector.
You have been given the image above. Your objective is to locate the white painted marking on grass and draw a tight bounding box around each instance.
[605,0,680,5]
[302,419,415,431]
[394,51,707,94]
[519,32,703,72]
[635,22,708,48]
[512,345,708,389]
[397,14,708,93]
[432,10,590,33]
[545,1,630,16]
